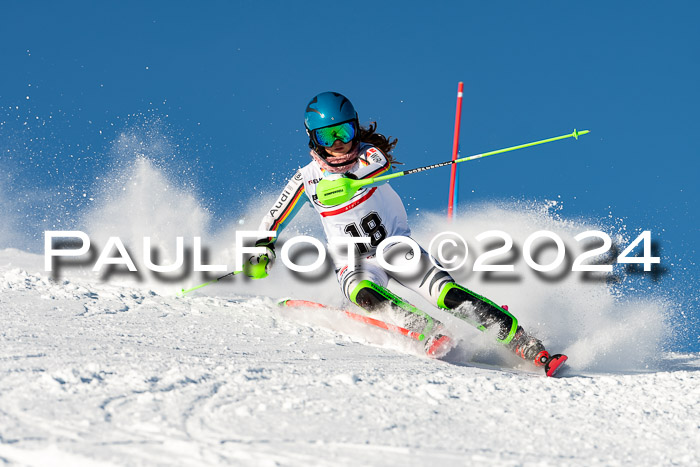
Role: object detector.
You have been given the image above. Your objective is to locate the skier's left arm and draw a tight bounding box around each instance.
[350,146,392,184]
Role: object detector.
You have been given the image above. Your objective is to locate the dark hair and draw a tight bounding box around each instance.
[359,122,401,167]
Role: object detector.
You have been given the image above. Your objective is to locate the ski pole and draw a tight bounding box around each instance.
[177,247,275,296]
[316,128,590,206]
[176,270,242,297]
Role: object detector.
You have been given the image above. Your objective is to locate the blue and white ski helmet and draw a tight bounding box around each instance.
[304,91,358,132]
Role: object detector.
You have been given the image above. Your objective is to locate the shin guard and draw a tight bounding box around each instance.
[437,282,518,344]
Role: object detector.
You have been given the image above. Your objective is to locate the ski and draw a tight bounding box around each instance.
[278,298,567,376]
[544,354,568,377]
[278,299,452,358]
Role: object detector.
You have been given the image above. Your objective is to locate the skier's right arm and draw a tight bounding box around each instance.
[255,169,308,244]
[245,170,308,278]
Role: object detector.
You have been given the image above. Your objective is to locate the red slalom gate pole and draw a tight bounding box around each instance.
[447,82,464,220]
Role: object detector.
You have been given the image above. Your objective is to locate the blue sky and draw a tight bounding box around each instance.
[1,1,698,349]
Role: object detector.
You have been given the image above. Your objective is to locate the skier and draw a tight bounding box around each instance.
[246,91,566,374]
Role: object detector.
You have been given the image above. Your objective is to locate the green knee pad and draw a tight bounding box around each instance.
[437,282,518,344]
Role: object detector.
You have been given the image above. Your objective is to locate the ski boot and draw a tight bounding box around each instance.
[505,308,567,376]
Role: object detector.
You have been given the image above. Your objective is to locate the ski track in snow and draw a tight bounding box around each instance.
[0,250,699,467]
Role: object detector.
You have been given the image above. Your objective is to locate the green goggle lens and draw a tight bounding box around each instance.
[313,121,356,147]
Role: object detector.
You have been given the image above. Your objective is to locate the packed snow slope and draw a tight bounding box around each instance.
[1,158,698,465]
[1,248,699,467]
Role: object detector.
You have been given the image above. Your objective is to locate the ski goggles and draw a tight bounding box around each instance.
[312,121,357,147]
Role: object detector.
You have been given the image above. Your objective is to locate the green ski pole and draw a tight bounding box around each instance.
[316,128,590,206]
[176,270,242,297]
[176,249,273,297]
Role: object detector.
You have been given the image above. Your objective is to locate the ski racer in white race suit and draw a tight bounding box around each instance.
[249,91,555,366]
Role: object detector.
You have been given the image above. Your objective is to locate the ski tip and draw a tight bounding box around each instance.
[425,334,453,359]
[545,354,568,377]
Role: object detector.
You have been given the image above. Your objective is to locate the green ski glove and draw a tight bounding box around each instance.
[243,240,275,279]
